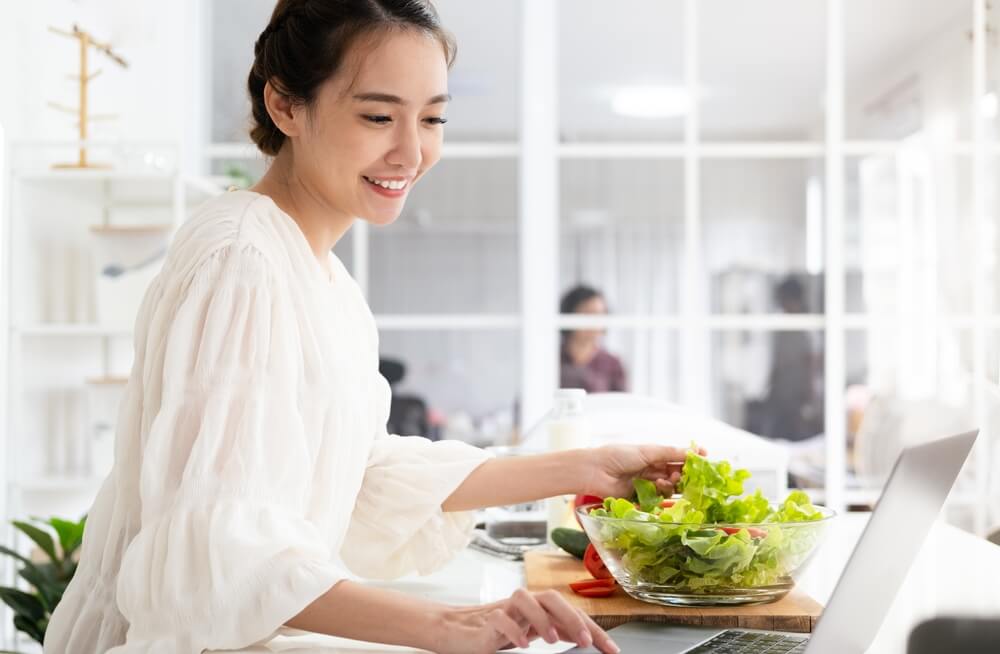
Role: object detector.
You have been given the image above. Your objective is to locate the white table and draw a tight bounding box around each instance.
[221,514,1000,654]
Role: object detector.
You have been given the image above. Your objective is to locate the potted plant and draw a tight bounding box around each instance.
[0,515,86,652]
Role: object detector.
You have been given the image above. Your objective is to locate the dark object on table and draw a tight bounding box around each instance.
[907,616,1000,653]
[379,356,437,440]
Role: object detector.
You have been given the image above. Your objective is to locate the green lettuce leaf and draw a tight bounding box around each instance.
[634,478,663,512]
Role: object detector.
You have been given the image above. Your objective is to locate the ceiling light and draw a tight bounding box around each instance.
[612,86,691,119]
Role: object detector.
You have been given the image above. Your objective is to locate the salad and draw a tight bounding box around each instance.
[583,449,827,592]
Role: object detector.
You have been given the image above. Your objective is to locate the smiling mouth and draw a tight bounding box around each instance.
[362,175,410,191]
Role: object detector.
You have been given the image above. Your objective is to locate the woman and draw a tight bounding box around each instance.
[560,285,627,393]
[45,2,688,653]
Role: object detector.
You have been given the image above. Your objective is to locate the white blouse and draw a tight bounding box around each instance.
[43,190,492,654]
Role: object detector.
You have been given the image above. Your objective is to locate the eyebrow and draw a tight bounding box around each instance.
[352,92,451,106]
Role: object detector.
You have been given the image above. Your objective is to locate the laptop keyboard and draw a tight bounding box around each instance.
[686,629,809,654]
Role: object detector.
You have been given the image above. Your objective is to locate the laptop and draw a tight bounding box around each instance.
[563,430,979,654]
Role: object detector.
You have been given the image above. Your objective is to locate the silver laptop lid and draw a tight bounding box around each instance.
[806,430,980,654]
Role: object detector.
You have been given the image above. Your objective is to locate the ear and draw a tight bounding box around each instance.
[263,80,304,139]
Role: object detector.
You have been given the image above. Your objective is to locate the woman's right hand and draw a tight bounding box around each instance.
[433,588,620,654]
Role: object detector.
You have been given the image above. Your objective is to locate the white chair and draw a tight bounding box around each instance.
[522,392,789,499]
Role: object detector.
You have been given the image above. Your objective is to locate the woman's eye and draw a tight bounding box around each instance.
[362,114,447,126]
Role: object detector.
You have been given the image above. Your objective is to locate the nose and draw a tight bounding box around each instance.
[385,121,422,171]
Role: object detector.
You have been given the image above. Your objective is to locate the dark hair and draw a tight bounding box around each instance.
[559,284,605,345]
[775,276,805,307]
[248,0,456,156]
[560,284,603,315]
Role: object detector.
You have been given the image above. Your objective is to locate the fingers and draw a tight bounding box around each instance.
[641,467,682,489]
[654,477,677,496]
[639,444,688,464]
[509,589,559,644]
[581,611,620,654]
[640,469,682,494]
[488,607,529,649]
[503,590,619,654]
[534,589,595,649]
[639,443,708,476]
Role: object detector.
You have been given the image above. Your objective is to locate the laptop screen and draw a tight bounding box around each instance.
[805,430,979,654]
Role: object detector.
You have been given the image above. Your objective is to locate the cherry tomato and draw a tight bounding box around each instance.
[583,543,612,579]
[660,499,676,508]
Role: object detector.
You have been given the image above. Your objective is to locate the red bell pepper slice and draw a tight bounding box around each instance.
[583,543,612,579]
[719,526,767,539]
[573,494,604,527]
[569,577,616,592]
[570,580,616,598]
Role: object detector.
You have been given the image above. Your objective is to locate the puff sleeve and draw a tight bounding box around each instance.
[340,374,492,580]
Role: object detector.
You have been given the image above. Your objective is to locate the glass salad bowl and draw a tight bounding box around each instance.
[576,502,835,606]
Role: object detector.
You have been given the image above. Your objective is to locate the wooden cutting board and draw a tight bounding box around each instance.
[524,550,822,633]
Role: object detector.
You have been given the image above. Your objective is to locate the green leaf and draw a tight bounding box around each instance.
[45,517,85,559]
[770,490,823,522]
[633,478,663,512]
[10,556,57,584]
[32,561,71,606]
[11,521,58,565]
[0,587,45,622]
[18,566,58,612]
[13,614,45,645]
[0,545,33,568]
[31,561,65,582]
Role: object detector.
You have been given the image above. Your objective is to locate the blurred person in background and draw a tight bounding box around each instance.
[379,356,437,440]
[560,284,627,393]
[761,276,822,441]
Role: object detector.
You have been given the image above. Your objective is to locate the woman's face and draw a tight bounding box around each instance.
[295,29,449,226]
[574,295,608,342]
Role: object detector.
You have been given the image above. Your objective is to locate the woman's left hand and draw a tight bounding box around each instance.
[580,443,705,499]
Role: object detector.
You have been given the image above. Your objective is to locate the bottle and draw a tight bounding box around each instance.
[546,388,591,545]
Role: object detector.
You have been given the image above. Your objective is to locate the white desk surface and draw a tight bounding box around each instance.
[218,513,1000,654]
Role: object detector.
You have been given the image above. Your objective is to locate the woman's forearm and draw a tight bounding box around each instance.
[442,448,594,512]
[284,579,447,650]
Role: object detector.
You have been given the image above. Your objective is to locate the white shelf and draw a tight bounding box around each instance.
[2,139,192,651]
[85,376,129,386]
[13,169,175,182]
[14,323,132,337]
[88,223,173,235]
[11,476,104,493]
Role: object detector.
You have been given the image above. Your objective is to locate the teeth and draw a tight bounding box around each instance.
[364,176,407,190]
